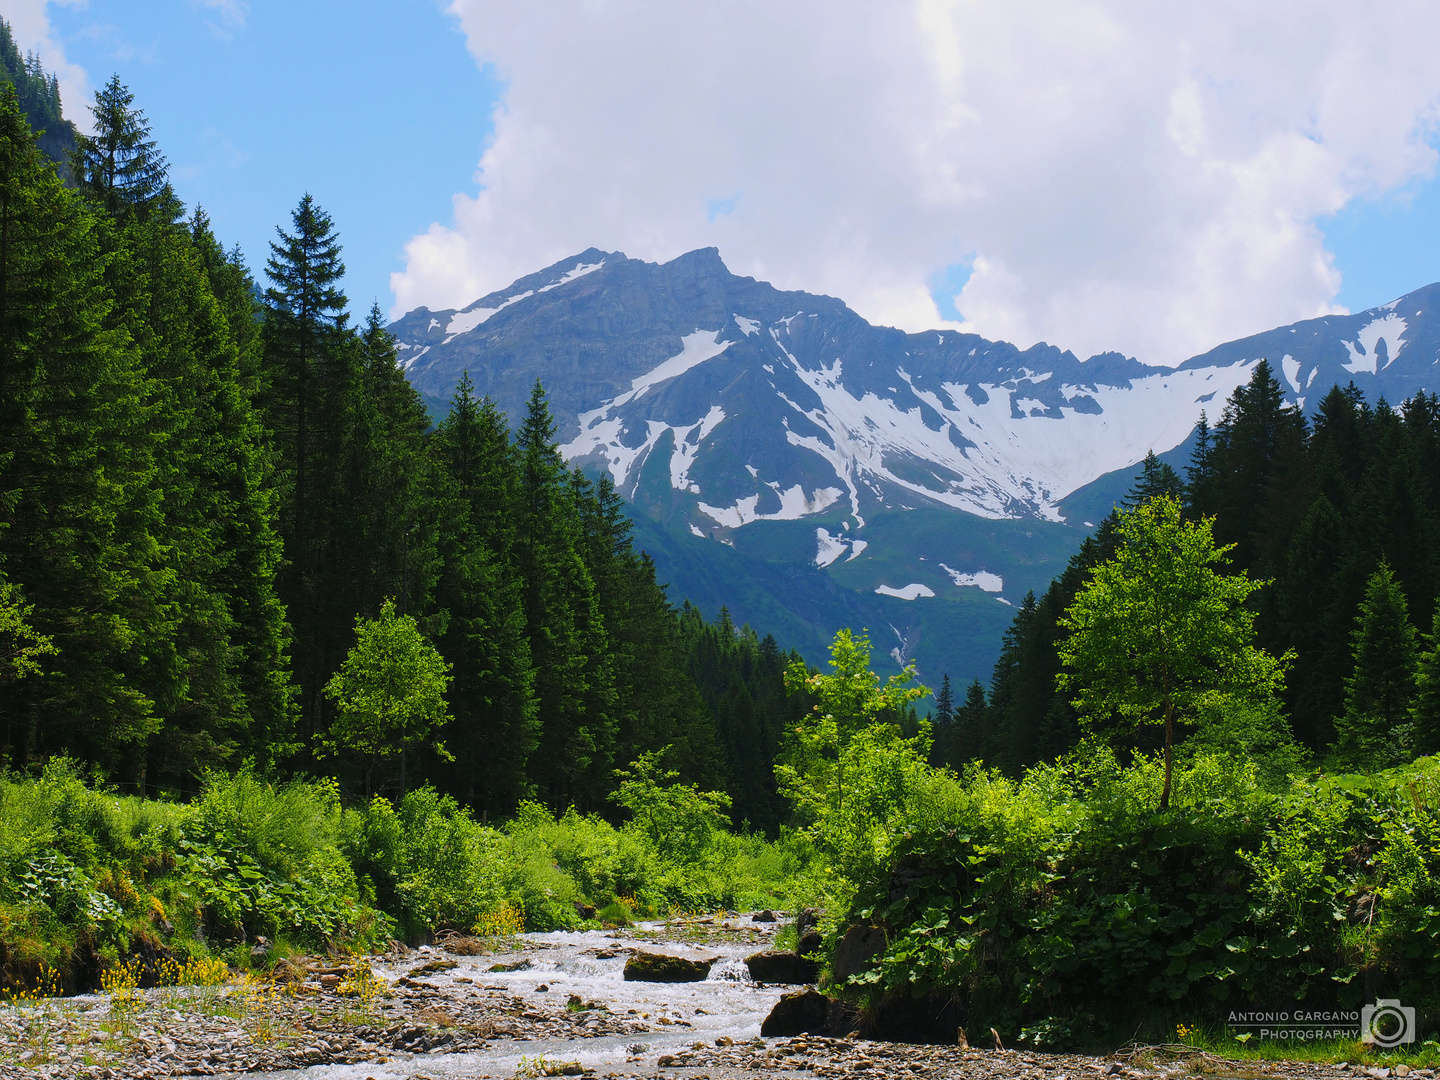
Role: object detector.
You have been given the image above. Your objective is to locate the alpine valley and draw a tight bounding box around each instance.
[390,248,1440,686]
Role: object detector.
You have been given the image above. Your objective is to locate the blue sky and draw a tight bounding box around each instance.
[42,0,503,317]
[17,2,1440,362]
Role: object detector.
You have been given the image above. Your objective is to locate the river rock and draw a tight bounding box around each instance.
[831,923,886,982]
[622,949,718,982]
[752,909,777,922]
[760,988,830,1036]
[744,950,818,984]
[796,907,823,956]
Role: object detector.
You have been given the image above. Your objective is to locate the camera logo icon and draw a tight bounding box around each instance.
[1361,999,1415,1048]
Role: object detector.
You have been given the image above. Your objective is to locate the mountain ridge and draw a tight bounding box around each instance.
[390,248,1440,684]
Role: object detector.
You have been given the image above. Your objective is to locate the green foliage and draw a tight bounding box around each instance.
[841,750,1440,1046]
[1058,494,1289,808]
[342,788,507,937]
[777,629,932,901]
[322,598,453,788]
[611,750,732,865]
[0,574,54,681]
[0,763,386,987]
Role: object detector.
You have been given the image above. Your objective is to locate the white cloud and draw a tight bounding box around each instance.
[394,1,1440,365]
[189,0,249,37]
[5,0,92,134]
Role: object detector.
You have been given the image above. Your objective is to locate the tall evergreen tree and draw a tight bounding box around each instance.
[71,75,177,224]
[261,194,350,744]
[950,679,988,766]
[428,373,538,814]
[515,381,615,808]
[929,673,954,766]
[1414,608,1440,757]
[1331,560,1419,769]
[0,86,164,772]
[1122,450,1184,509]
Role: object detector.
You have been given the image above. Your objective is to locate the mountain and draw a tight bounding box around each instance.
[390,249,1440,685]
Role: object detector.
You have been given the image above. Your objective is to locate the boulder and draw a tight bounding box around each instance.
[831,923,887,982]
[795,907,824,956]
[752,909,778,923]
[622,949,718,982]
[760,988,830,1036]
[744,950,818,984]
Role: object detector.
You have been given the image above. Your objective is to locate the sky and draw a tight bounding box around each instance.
[10,1,1440,366]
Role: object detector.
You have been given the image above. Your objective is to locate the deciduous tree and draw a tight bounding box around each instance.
[1058,494,1288,809]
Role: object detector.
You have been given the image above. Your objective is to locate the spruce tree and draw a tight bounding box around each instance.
[1413,608,1440,757]
[428,373,538,814]
[71,75,178,224]
[0,86,164,772]
[1122,450,1184,509]
[951,679,987,766]
[516,381,616,809]
[1331,560,1418,769]
[262,194,350,743]
[929,673,954,765]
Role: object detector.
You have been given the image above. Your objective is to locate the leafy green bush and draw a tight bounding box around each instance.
[341,788,506,937]
[838,745,1440,1046]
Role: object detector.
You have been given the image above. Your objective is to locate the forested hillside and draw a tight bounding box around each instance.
[0,21,74,167]
[0,75,803,835]
[934,361,1440,777]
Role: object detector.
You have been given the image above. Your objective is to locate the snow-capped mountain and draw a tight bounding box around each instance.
[389,248,1440,683]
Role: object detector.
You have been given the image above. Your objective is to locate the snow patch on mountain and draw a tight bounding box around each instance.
[538,260,604,292]
[561,330,737,488]
[814,529,847,568]
[631,330,733,399]
[772,341,1254,521]
[445,291,533,339]
[1281,354,1302,393]
[875,583,935,600]
[814,528,869,567]
[670,406,727,492]
[699,484,844,528]
[1343,314,1408,375]
[939,564,1004,592]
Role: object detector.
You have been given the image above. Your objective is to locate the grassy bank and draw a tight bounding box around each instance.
[0,760,799,996]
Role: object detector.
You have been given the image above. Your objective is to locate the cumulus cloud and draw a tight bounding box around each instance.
[5,0,92,134]
[393,0,1440,364]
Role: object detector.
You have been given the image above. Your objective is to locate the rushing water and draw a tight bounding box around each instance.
[264,922,792,1079]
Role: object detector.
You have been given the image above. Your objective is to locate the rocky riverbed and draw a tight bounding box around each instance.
[0,916,1412,1080]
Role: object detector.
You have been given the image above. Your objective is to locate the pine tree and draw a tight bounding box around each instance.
[0,86,164,772]
[428,373,538,814]
[71,75,178,224]
[929,673,954,765]
[1122,450,1184,509]
[1414,608,1440,757]
[951,679,987,766]
[516,381,615,808]
[1199,360,1307,573]
[1331,560,1418,769]
[261,194,350,744]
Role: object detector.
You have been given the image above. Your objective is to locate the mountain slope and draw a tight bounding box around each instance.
[391,250,1440,683]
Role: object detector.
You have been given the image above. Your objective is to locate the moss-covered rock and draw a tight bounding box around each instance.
[622,949,718,982]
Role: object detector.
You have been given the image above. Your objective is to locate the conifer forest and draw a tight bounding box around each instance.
[4,42,1440,1059]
